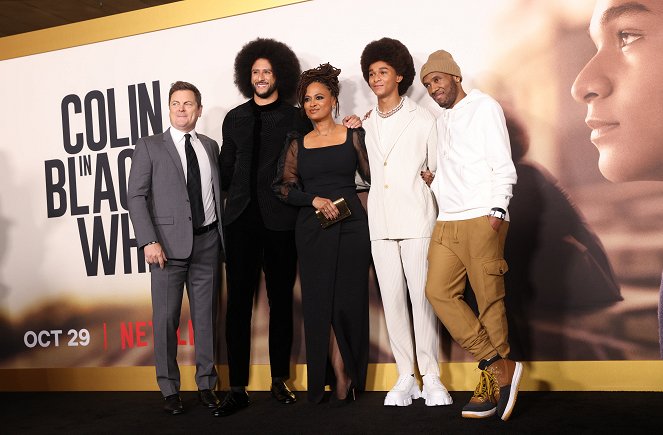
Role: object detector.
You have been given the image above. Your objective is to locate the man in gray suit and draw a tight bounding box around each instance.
[128,81,224,415]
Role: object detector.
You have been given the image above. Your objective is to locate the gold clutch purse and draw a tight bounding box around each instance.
[315,197,352,228]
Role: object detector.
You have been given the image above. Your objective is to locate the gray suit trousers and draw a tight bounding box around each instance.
[150,229,220,396]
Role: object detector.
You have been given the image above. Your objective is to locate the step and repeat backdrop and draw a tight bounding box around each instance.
[1,0,661,379]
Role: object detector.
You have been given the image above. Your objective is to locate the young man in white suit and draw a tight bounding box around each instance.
[360,38,452,407]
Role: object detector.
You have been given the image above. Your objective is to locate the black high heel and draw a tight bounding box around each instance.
[330,385,356,408]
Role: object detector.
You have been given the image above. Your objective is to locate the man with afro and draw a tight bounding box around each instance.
[215,37,305,417]
[359,37,452,408]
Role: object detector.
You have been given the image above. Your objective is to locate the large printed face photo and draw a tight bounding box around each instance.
[572,0,663,182]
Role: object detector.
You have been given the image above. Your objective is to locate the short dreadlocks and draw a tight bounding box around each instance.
[296,63,341,118]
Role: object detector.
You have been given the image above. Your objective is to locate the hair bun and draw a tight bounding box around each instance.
[296,63,342,117]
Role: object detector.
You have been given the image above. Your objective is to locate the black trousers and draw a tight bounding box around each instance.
[224,202,297,387]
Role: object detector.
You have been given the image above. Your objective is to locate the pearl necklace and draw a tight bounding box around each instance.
[376,97,404,118]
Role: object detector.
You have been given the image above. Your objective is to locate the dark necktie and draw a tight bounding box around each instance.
[184,133,205,229]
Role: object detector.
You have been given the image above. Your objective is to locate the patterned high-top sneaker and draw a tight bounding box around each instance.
[484,356,523,421]
[461,367,499,418]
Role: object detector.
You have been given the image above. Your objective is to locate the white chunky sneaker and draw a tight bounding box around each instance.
[384,374,422,406]
[422,374,453,406]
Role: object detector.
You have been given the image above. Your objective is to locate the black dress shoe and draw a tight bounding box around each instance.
[271,380,297,404]
[163,394,184,415]
[212,391,250,417]
[199,389,220,408]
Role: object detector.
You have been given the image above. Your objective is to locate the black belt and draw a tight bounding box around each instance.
[194,220,218,235]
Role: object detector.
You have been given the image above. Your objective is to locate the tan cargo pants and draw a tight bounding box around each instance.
[425,216,510,361]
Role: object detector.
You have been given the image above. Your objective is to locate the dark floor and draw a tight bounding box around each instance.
[3,390,661,434]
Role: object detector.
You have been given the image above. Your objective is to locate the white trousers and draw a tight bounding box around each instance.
[372,238,440,377]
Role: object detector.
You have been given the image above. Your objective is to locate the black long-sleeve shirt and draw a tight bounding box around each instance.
[220,99,311,230]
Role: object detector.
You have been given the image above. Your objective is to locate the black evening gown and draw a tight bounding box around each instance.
[273,128,371,403]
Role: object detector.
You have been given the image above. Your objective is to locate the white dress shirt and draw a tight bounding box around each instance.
[169,127,216,226]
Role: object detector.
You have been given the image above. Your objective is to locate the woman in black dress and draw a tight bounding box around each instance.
[273,63,371,404]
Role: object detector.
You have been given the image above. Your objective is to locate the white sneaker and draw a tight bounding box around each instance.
[384,374,422,406]
[422,374,453,406]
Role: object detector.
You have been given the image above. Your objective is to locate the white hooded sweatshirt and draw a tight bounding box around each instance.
[431,89,517,221]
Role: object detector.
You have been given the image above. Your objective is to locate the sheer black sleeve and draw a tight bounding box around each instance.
[272,131,316,206]
[351,128,371,185]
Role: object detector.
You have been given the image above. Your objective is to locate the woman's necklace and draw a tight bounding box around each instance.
[376,97,404,118]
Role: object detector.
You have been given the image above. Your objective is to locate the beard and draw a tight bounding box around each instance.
[436,84,458,109]
[253,81,277,99]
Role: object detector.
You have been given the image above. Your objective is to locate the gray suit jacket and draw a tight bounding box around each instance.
[127,128,224,259]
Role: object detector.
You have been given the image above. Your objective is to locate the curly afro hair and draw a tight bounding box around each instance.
[360,37,415,96]
[233,38,301,103]
[296,63,341,118]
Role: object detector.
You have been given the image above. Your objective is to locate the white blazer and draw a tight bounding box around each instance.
[364,96,438,241]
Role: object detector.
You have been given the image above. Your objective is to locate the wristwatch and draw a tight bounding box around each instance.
[489,207,506,220]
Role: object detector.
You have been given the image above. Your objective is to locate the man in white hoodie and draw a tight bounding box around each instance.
[420,50,522,421]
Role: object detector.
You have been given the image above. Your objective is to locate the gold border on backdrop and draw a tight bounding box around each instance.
[0,0,309,61]
[1,362,662,392]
